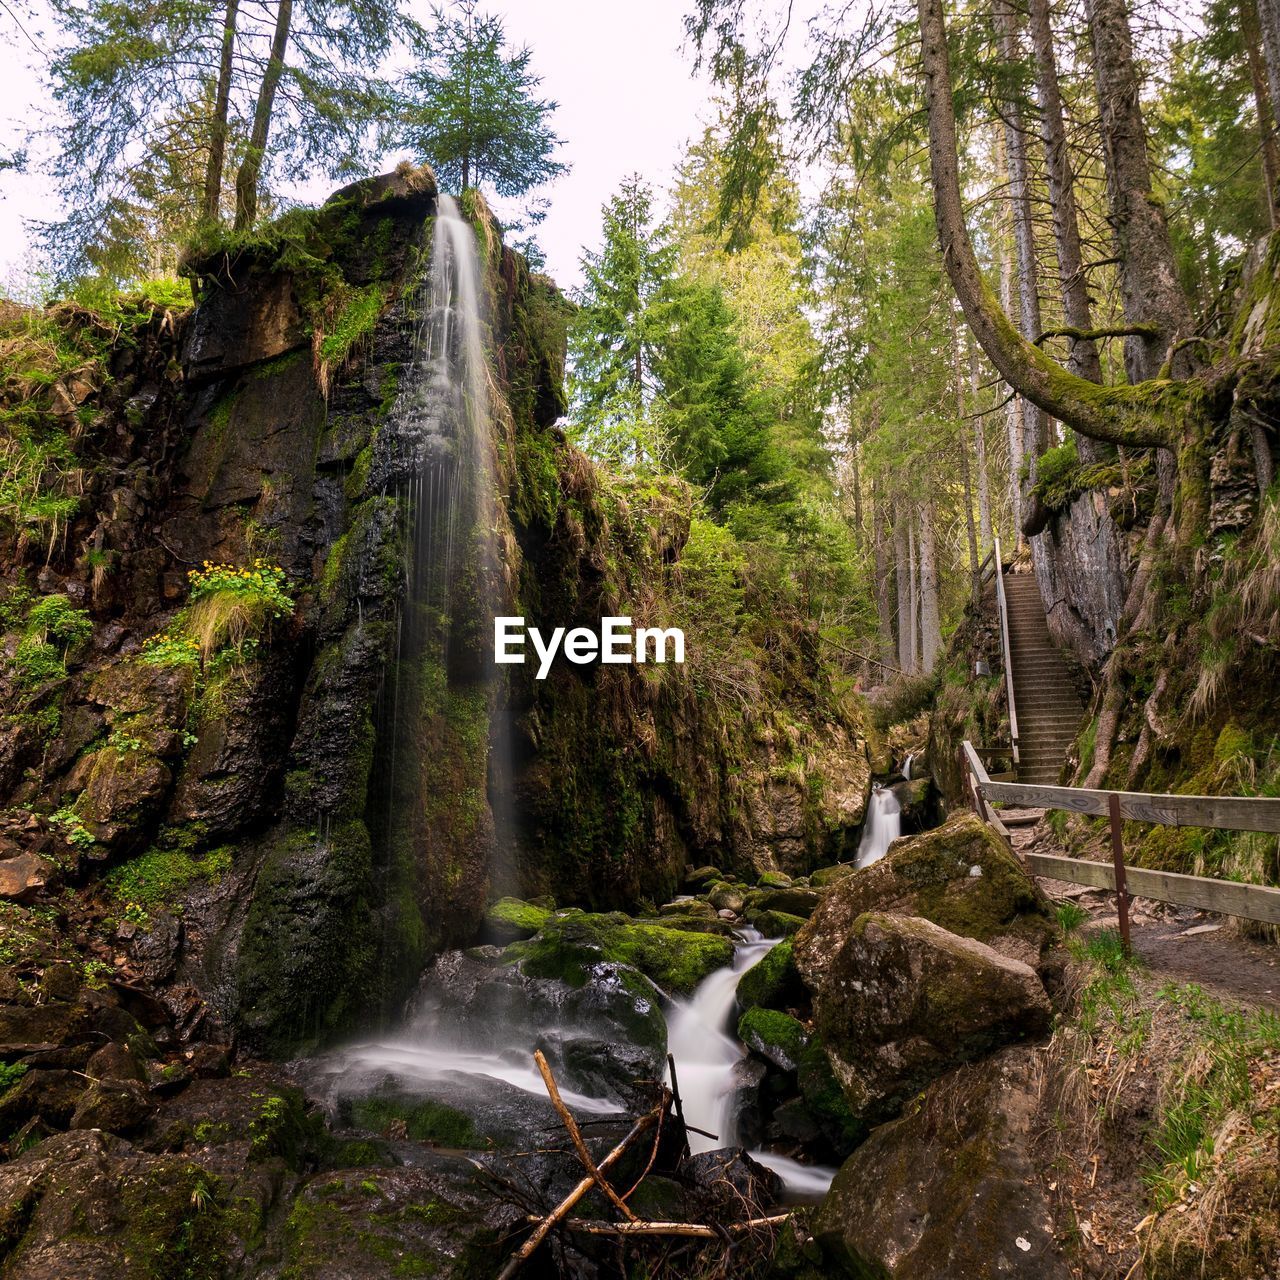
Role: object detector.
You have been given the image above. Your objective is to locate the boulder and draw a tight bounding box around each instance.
[809,863,855,888]
[0,1068,86,1130]
[738,1007,809,1072]
[71,1080,156,1133]
[735,939,805,1015]
[0,851,55,902]
[507,911,734,996]
[749,886,822,918]
[758,871,793,889]
[85,1043,144,1083]
[813,1047,1069,1279]
[811,913,1051,1128]
[708,883,747,913]
[745,908,807,938]
[795,812,1054,992]
[482,896,552,943]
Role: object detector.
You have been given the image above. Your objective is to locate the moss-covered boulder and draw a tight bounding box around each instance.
[735,939,804,1014]
[745,908,808,938]
[738,1007,809,1072]
[758,871,793,888]
[810,913,1051,1128]
[794,812,1054,994]
[508,911,733,995]
[482,896,551,943]
[748,886,822,918]
[809,863,856,888]
[813,1047,1069,1279]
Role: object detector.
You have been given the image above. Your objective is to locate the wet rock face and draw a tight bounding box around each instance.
[809,912,1051,1128]
[813,1047,1070,1280]
[794,811,1056,992]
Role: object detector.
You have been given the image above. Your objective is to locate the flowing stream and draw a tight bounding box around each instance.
[855,784,902,868]
[666,930,837,1201]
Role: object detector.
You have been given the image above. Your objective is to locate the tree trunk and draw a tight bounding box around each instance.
[915,0,1176,451]
[850,432,865,552]
[1255,0,1280,135]
[952,308,981,597]
[918,504,942,672]
[998,209,1027,542]
[203,0,240,223]
[1083,0,1194,381]
[1027,0,1104,386]
[970,342,993,551]
[908,514,920,673]
[872,478,897,668]
[234,0,293,231]
[1242,0,1280,226]
[895,507,916,674]
[996,0,1050,529]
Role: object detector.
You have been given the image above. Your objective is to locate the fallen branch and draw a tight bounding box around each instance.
[495,1106,660,1280]
[534,1049,637,1222]
[524,1213,793,1238]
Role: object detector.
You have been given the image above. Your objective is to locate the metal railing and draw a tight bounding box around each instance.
[962,740,1280,945]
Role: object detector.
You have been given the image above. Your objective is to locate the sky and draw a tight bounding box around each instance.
[0,0,721,295]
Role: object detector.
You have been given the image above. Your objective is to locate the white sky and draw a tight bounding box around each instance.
[0,0,721,295]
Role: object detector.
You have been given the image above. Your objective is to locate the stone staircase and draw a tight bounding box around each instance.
[1002,573,1084,785]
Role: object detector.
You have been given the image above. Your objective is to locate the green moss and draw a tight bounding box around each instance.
[320,284,389,366]
[508,911,733,995]
[248,1087,325,1170]
[349,1095,479,1148]
[485,897,551,938]
[744,908,808,937]
[104,844,231,915]
[736,939,804,1012]
[738,1007,809,1067]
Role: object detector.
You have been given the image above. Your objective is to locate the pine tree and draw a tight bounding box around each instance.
[568,177,678,468]
[39,0,419,280]
[397,1,566,202]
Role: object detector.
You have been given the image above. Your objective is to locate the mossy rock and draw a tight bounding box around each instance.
[483,896,552,943]
[709,883,748,913]
[738,1007,809,1072]
[634,914,738,937]
[746,909,808,938]
[795,812,1055,994]
[735,939,805,1014]
[749,887,822,918]
[348,1094,480,1149]
[758,871,793,888]
[508,912,733,995]
[685,866,724,888]
[810,863,856,888]
[796,1041,862,1154]
[658,898,716,919]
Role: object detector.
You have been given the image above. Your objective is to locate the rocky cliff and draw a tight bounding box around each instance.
[0,165,869,1059]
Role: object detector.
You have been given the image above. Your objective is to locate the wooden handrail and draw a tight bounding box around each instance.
[991,537,1020,767]
[977,547,996,585]
[961,740,1280,926]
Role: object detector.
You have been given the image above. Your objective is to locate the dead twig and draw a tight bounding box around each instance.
[524,1213,792,1238]
[534,1049,638,1223]
[494,1106,660,1280]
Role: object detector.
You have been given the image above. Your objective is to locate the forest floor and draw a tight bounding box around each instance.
[1003,811,1280,1280]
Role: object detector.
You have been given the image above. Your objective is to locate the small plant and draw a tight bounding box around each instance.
[139,631,201,669]
[184,559,294,661]
[107,728,144,752]
[81,958,113,989]
[50,806,96,850]
[1056,901,1088,934]
[0,1061,28,1093]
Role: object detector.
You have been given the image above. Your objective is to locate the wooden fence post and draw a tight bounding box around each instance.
[1108,792,1131,952]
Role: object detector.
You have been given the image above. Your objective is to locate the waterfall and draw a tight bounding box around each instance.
[665,930,775,1156]
[665,931,837,1201]
[855,785,901,868]
[903,752,914,781]
[367,193,516,986]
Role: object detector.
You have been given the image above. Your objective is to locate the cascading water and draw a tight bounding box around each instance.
[903,752,914,781]
[665,930,837,1201]
[855,784,902,868]
[367,193,517,970]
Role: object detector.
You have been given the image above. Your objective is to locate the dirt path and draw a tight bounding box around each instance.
[1005,810,1280,1010]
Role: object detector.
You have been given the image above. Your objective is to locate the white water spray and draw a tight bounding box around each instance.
[903,752,914,781]
[665,931,837,1201]
[855,785,902,868]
